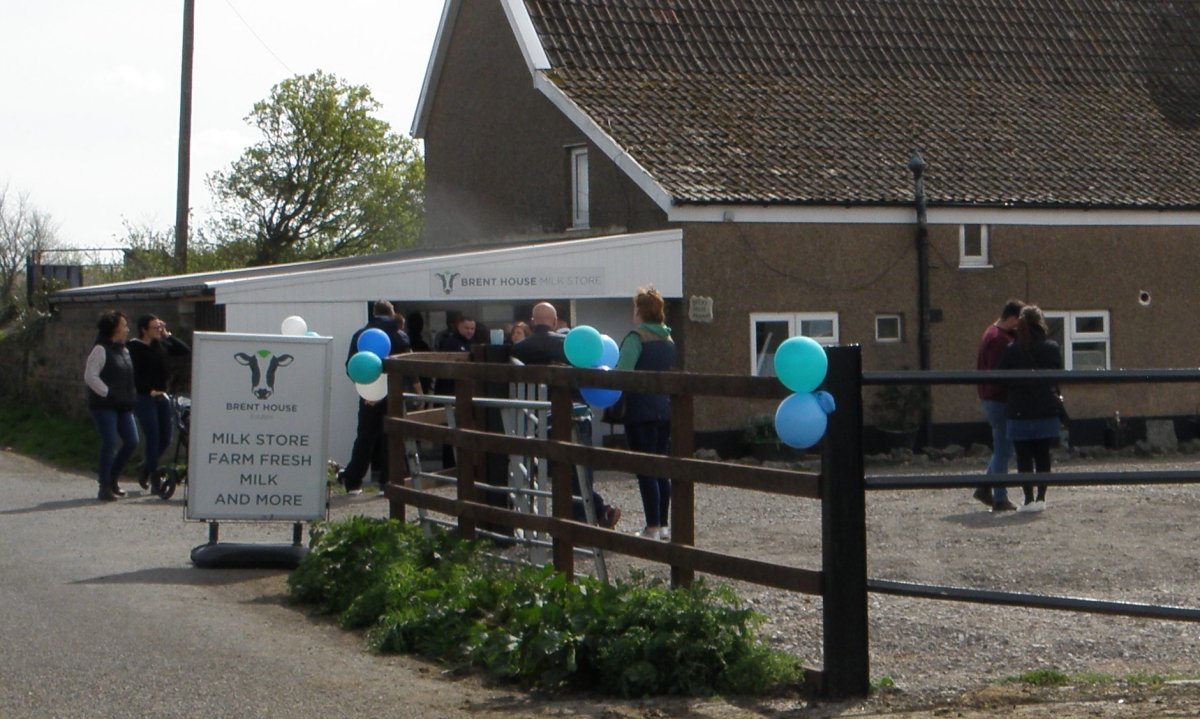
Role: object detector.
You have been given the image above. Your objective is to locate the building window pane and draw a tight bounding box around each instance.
[959,224,989,267]
[1075,315,1105,334]
[800,318,835,339]
[1072,341,1109,371]
[571,148,589,229]
[750,312,838,376]
[754,320,790,377]
[1045,310,1109,370]
[875,314,901,342]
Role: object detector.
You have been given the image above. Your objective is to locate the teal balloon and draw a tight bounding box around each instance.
[305,331,320,337]
[347,351,383,385]
[775,393,828,449]
[774,336,828,393]
[564,325,603,368]
[599,334,620,368]
[580,365,622,408]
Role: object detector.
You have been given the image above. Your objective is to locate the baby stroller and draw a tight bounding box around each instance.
[150,394,191,500]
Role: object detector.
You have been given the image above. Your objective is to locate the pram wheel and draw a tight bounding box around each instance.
[153,468,178,500]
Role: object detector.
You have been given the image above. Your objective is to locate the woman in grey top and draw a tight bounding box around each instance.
[83,310,139,501]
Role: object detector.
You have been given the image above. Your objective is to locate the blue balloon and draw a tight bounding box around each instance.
[347,351,383,385]
[564,325,603,368]
[357,328,392,359]
[774,336,829,394]
[814,390,836,415]
[774,393,829,449]
[580,365,622,408]
[599,334,620,368]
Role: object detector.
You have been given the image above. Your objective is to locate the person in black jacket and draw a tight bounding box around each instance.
[128,315,191,488]
[83,310,138,501]
[434,315,474,470]
[339,301,414,495]
[997,305,1063,513]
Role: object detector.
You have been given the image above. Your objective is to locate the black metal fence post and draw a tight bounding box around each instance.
[820,344,869,698]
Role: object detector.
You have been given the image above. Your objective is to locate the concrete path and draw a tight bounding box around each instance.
[0,450,513,719]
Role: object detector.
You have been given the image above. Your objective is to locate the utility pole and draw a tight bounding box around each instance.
[909,151,933,448]
[174,0,195,275]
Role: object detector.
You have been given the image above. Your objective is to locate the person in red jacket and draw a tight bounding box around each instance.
[975,299,1024,512]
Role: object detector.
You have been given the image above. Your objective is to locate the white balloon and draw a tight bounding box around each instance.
[280,316,308,336]
[355,374,389,402]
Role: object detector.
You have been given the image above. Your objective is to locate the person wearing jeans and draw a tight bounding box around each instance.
[615,287,677,540]
[128,315,190,488]
[975,300,1024,512]
[84,310,139,501]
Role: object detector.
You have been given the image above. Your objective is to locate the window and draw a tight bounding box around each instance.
[875,314,902,343]
[750,312,839,376]
[570,147,589,229]
[959,224,989,267]
[1044,310,1110,370]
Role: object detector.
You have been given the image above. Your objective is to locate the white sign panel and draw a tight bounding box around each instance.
[429,266,606,298]
[187,333,332,521]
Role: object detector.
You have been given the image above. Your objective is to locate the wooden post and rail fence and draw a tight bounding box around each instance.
[380,345,1200,699]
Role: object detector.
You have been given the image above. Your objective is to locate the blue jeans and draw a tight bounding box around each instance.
[982,400,1011,503]
[134,394,173,475]
[626,420,671,527]
[90,408,139,486]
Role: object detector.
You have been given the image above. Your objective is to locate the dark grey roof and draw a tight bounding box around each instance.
[525,0,1200,207]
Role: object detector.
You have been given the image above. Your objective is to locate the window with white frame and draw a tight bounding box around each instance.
[959,224,989,267]
[750,312,839,376]
[875,314,902,343]
[570,147,590,229]
[1044,310,1110,370]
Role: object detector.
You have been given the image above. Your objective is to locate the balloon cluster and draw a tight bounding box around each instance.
[564,326,622,408]
[347,328,391,401]
[772,337,836,449]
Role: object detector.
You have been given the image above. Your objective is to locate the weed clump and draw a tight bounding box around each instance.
[287,517,803,696]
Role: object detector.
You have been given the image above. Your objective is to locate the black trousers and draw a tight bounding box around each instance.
[343,400,389,491]
[1014,437,1055,504]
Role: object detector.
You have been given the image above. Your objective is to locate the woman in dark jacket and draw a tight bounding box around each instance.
[997,305,1063,512]
[615,286,677,540]
[128,314,190,488]
[83,310,138,501]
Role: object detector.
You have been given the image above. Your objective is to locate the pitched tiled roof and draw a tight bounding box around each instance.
[524,0,1200,207]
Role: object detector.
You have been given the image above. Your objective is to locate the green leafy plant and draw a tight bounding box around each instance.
[743,414,781,447]
[870,384,928,431]
[287,517,803,697]
[1006,668,1071,686]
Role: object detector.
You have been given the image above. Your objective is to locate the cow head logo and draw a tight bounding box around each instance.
[234,350,294,399]
[434,270,460,295]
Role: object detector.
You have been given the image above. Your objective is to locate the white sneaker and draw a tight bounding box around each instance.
[660,527,671,541]
[1017,500,1045,513]
[346,489,363,496]
[634,527,660,540]
[376,490,387,498]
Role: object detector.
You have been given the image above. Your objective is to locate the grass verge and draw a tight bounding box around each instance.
[0,401,118,474]
[287,516,804,697]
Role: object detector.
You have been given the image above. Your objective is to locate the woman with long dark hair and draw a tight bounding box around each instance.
[997,305,1064,512]
[83,311,138,501]
[615,286,677,539]
[127,314,190,488]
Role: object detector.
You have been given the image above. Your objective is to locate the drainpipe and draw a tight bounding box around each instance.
[909,151,933,449]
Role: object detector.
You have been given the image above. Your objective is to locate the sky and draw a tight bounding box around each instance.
[0,1,446,252]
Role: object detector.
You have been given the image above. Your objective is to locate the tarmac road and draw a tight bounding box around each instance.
[0,449,513,719]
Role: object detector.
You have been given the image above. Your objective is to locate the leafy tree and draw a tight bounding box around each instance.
[206,71,424,266]
[107,218,244,283]
[0,185,59,314]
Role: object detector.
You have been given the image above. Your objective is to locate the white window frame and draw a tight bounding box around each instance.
[959,224,990,268]
[875,314,902,343]
[1044,310,1110,370]
[570,147,590,229]
[749,312,839,376]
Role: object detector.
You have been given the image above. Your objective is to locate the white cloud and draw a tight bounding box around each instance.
[92,65,168,97]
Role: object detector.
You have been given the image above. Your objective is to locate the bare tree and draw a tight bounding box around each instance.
[0,185,60,308]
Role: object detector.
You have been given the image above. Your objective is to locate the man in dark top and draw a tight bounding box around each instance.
[339,301,413,495]
[513,302,621,529]
[434,315,475,469]
[975,299,1025,512]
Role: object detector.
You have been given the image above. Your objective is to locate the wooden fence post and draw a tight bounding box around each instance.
[670,391,695,587]
[386,371,406,521]
[549,384,575,580]
[820,344,869,698]
[455,378,478,540]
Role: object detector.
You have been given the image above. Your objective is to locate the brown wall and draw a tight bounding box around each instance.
[422,0,668,246]
[682,221,1200,432]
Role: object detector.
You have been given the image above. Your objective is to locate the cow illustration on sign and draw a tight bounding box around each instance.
[234,350,294,399]
[435,271,460,295]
